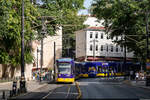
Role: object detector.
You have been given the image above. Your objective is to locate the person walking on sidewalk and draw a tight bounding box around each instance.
[135,71,139,83]
[130,70,134,80]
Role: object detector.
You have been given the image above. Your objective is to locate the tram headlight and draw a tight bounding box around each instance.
[58,74,61,77]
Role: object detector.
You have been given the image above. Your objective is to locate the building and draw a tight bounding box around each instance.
[75,16,134,61]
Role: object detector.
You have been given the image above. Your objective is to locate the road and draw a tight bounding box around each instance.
[9,77,150,99]
[77,77,150,99]
[10,82,78,99]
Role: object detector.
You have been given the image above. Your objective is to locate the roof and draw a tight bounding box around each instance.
[87,27,105,30]
[75,26,105,33]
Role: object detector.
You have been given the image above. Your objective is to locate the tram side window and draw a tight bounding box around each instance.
[81,67,87,73]
[102,67,106,72]
[118,64,121,72]
[98,66,102,72]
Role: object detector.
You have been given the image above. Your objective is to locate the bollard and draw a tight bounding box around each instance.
[12,81,17,96]
[2,91,5,99]
[9,90,12,97]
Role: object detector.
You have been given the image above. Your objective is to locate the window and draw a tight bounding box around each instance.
[111,37,113,40]
[116,45,118,52]
[121,46,123,52]
[121,36,123,40]
[116,36,118,40]
[95,32,98,38]
[90,32,93,38]
[96,45,98,51]
[107,35,109,39]
[101,45,103,51]
[106,45,108,52]
[111,46,113,52]
[90,45,93,51]
[101,33,103,39]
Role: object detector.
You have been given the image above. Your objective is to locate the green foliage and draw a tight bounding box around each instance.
[0,0,39,66]
[38,0,86,57]
[91,0,150,62]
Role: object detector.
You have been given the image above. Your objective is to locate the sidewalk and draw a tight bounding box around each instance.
[123,79,150,90]
[0,80,48,99]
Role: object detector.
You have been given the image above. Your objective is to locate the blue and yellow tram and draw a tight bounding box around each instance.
[75,62,88,78]
[75,61,98,78]
[96,62,125,77]
[56,58,75,83]
[75,61,140,78]
[85,62,98,77]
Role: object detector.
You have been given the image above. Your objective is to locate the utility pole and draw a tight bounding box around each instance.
[20,0,26,93]
[37,47,39,70]
[124,36,127,71]
[146,10,149,61]
[67,38,70,57]
[40,17,46,82]
[54,42,56,81]
[93,39,96,60]
[145,8,150,86]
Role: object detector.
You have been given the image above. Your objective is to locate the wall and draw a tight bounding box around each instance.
[76,30,86,58]
[86,30,134,58]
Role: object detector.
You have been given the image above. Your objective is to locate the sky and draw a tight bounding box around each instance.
[78,0,93,15]
[36,0,93,15]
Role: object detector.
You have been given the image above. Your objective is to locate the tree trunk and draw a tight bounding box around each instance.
[10,66,15,78]
[2,64,8,78]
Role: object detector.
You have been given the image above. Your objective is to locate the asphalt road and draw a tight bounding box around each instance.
[77,77,150,99]
[10,82,78,99]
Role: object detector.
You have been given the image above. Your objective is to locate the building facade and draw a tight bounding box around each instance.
[76,16,134,61]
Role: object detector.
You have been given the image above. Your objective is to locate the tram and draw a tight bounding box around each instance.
[85,62,98,77]
[75,62,88,78]
[75,61,141,78]
[56,58,75,83]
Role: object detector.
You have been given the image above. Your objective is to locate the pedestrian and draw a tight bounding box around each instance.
[107,69,110,80]
[111,69,114,79]
[135,71,139,83]
[113,69,116,79]
[104,68,106,78]
[130,70,133,80]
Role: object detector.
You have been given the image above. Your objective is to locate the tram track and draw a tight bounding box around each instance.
[41,83,79,99]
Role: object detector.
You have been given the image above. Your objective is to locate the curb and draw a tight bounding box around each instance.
[0,81,12,86]
[75,82,82,99]
[9,82,48,99]
[123,80,150,90]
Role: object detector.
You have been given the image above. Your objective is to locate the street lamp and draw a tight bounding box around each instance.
[20,0,26,93]
[37,47,40,71]
[39,18,47,82]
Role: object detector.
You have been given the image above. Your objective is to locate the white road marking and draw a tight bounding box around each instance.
[65,85,71,98]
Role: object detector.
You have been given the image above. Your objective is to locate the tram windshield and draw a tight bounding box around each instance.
[58,63,71,74]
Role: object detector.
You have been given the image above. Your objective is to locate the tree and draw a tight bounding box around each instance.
[37,0,87,58]
[91,0,150,66]
[0,0,40,78]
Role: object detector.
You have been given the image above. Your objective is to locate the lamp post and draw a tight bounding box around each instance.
[124,36,127,71]
[20,0,26,93]
[40,18,46,82]
[37,47,39,71]
[146,10,149,63]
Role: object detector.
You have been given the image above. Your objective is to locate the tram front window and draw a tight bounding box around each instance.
[58,63,71,74]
